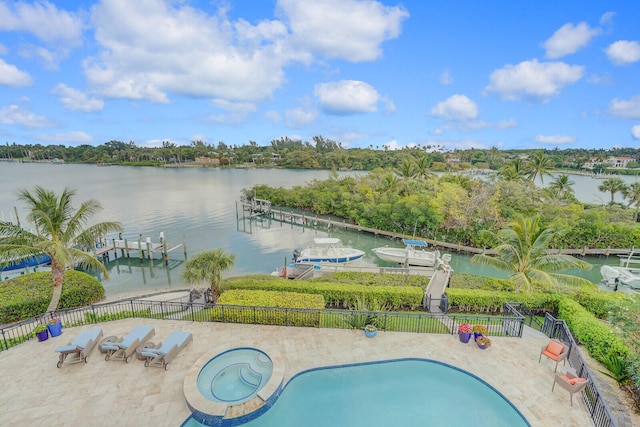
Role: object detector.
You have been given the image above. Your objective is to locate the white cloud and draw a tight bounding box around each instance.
[0,105,50,128]
[632,125,640,140]
[382,97,396,113]
[208,99,258,124]
[440,70,453,85]
[0,1,83,66]
[314,80,380,115]
[0,1,83,45]
[431,95,478,121]
[544,22,599,59]
[609,95,640,119]
[86,0,289,103]
[52,84,104,112]
[606,40,640,65]
[484,59,584,101]
[534,134,576,145]
[277,0,409,62]
[0,59,32,86]
[34,131,92,144]
[285,107,318,128]
[600,11,616,26]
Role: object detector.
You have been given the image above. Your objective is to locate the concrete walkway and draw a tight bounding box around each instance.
[0,318,594,427]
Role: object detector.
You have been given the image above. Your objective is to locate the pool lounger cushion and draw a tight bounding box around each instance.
[54,328,103,368]
[102,326,155,363]
[142,331,193,370]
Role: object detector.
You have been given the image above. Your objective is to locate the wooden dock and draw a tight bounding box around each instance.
[91,233,186,265]
[259,206,637,258]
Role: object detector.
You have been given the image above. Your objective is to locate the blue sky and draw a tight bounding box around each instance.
[0,0,639,151]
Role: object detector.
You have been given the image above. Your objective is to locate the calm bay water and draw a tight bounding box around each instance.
[0,162,629,297]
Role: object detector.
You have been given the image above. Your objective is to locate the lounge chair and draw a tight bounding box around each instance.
[101,325,155,363]
[54,328,103,368]
[552,370,589,406]
[141,331,193,370]
[539,338,569,372]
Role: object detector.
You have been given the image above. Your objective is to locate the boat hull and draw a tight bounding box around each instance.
[371,247,438,267]
[293,238,365,264]
[600,265,640,289]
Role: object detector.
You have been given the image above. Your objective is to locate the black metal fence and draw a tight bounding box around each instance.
[542,313,617,427]
[0,299,527,352]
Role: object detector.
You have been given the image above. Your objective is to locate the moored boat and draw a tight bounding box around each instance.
[372,239,442,267]
[600,265,640,289]
[293,238,365,264]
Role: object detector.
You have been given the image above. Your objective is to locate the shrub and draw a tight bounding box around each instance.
[445,288,560,314]
[0,271,105,323]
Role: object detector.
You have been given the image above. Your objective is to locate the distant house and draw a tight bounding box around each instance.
[583,156,634,170]
[195,157,220,165]
[445,155,461,167]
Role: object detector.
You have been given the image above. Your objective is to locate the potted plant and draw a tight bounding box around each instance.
[472,324,488,341]
[476,336,492,350]
[458,323,473,343]
[33,324,49,342]
[364,323,378,338]
[47,317,63,337]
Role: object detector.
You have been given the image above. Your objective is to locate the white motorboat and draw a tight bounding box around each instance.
[600,265,640,289]
[372,239,442,267]
[293,238,365,264]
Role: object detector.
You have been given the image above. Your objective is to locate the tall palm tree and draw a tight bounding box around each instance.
[526,151,554,184]
[0,186,123,312]
[598,177,628,204]
[471,215,592,293]
[181,248,235,302]
[623,182,640,222]
[548,174,575,200]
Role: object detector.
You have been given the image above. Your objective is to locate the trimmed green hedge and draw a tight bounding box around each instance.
[218,289,325,308]
[445,288,560,314]
[307,272,429,287]
[0,271,105,323]
[222,277,423,310]
[449,273,515,291]
[558,298,629,362]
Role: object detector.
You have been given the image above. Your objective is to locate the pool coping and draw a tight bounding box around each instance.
[183,345,284,426]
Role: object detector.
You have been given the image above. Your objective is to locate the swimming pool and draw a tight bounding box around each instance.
[197,348,273,403]
[183,358,529,426]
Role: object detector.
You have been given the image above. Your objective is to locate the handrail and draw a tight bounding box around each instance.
[541,313,617,427]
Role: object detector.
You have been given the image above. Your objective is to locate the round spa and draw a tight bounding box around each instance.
[184,347,284,426]
[198,348,273,403]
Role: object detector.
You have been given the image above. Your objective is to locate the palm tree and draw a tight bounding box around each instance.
[471,215,592,293]
[548,174,575,200]
[526,151,554,184]
[623,182,640,222]
[181,248,235,302]
[0,186,123,312]
[498,159,527,181]
[598,177,628,204]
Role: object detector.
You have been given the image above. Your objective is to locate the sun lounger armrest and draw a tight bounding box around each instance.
[101,343,120,351]
[55,345,80,353]
[141,349,164,358]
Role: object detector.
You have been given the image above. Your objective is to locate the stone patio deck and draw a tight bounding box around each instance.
[0,318,593,426]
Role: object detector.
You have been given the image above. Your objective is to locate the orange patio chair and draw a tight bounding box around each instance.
[539,339,569,372]
[552,370,589,406]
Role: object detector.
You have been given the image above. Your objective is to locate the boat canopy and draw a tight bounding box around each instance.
[402,239,428,247]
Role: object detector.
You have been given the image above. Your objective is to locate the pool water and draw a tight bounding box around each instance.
[184,358,529,427]
[197,348,273,404]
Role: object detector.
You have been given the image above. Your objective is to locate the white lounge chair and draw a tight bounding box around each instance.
[101,325,155,363]
[54,328,103,368]
[141,331,193,370]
